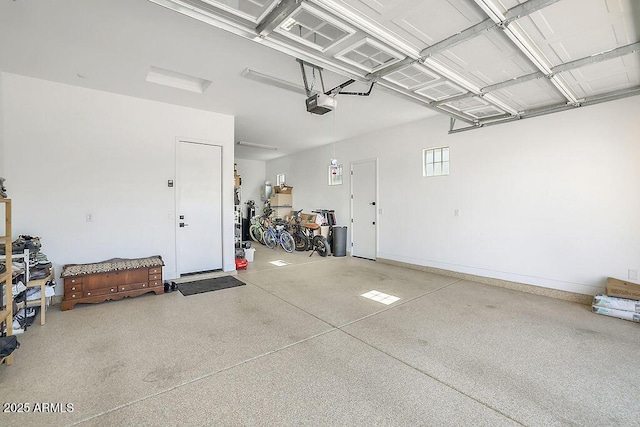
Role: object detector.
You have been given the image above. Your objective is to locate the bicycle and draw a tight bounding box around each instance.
[289,209,310,251]
[291,209,330,257]
[249,207,273,245]
[263,221,295,253]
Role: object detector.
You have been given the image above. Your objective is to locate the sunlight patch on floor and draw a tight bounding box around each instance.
[361,290,400,305]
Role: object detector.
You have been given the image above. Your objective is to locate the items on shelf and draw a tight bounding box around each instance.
[3,234,56,335]
[0,177,6,199]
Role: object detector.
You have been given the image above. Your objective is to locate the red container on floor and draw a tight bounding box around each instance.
[235,258,248,270]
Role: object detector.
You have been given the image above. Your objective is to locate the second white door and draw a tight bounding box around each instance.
[351,159,377,260]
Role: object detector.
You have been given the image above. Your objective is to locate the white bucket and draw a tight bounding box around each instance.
[245,247,256,262]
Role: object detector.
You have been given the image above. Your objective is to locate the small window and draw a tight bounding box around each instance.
[276,173,286,186]
[423,147,450,177]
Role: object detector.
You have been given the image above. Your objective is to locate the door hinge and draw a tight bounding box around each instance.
[351,170,353,175]
[351,194,353,199]
[351,218,353,223]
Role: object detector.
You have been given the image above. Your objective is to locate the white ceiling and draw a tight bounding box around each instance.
[1,0,638,161]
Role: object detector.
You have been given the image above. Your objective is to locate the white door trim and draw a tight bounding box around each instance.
[350,158,378,260]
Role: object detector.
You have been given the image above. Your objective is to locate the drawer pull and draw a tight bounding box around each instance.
[87,292,91,296]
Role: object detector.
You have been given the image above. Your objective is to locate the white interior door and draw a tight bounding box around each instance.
[351,159,377,260]
[176,141,222,275]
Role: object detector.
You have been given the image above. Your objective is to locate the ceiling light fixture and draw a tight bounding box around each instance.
[237,141,278,150]
[241,68,307,95]
[146,66,211,93]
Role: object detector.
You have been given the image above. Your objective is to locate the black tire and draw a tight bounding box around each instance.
[249,225,263,244]
[313,236,330,257]
[264,230,276,249]
[280,231,295,253]
[294,231,309,251]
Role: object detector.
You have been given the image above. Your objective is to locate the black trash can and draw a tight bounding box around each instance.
[332,226,347,257]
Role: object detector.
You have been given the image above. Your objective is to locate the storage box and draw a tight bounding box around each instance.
[271,193,292,207]
[605,277,640,301]
[274,185,293,194]
[300,213,317,223]
[245,247,255,262]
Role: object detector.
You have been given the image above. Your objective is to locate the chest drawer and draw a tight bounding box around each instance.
[119,282,149,292]
[65,277,83,285]
[65,283,83,293]
[84,287,117,297]
[66,292,83,300]
[148,273,162,281]
[149,267,162,275]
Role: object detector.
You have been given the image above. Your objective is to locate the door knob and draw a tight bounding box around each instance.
[370,202,376,205]
[179,222,189,227]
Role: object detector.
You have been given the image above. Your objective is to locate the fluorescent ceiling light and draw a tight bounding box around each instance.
[146,66,211,93]
[241,68,307,95]
[237,141,278,150]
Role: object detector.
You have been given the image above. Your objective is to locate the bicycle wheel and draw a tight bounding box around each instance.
[249,224,263,244]
[280,231,295,253]
[293,231,309,251]
[313,236,330,257]
[263,230,276,249]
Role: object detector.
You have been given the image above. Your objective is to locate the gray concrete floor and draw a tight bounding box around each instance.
[1,245,639,426]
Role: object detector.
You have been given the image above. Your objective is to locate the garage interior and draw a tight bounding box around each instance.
[0,0,639,425]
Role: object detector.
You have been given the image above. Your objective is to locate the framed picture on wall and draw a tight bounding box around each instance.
[328,164,343,185]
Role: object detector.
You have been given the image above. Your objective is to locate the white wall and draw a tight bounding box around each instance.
[266,96,640,295]
[0,72,4,177]
[1,73,236,286]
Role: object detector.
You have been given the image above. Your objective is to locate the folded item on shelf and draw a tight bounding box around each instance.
[26,285,56,301]
[0,336,20,358]
[11,262,25,274]
[29,266,51,280]
[13,307,36,330]
[12,280,26,296]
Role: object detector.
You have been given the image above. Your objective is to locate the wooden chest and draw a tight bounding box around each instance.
[61,256,164,311]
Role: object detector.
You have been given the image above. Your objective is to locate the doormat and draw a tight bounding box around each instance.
[178,276,246,296]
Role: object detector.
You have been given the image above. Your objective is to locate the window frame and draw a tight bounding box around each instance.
[423,146,450,177]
